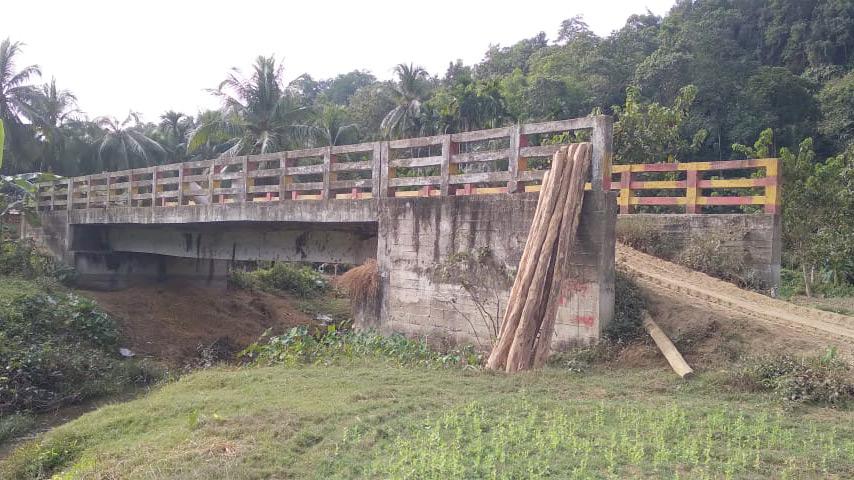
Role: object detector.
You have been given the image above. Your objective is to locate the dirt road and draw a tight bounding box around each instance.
[616,244,854,353]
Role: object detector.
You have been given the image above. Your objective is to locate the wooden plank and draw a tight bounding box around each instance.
[516,170,547,182]
[287,164,323,175]
[643,312,693,379]
[451,150,509,164]
[519,145,560,158]
[330,160,372,172]
[388,134,444,149]
[388,176,442,188]
[630,180,687,189]
[450,126,511,143]
[247,168,284,178]
[247,184,281,194]
[330,178,372,190]
[286,146,328,158]
[448,171,510,185]
[388,156,443,168]
[519,117,595,135]
[629,196,687,206]
[697,195,765,206]
[331,142,375,155]
[698,178,769,188]
[284,181,324,191]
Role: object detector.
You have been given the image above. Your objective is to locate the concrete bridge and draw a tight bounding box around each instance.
[28,115,782,347]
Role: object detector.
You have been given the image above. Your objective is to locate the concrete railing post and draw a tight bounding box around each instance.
[322,147,332,200]
[765,158,781,214]
[507,124,522,193]
[440,135,452,196]
[150,167,157,209]
[379,142,390,197]
[590,115,613,192]
[685,168,699,214]
[371,142,383,198]
[619,169,632,214]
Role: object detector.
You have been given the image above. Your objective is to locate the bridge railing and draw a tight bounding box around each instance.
[610,158,780,214]
[35,116,615,211]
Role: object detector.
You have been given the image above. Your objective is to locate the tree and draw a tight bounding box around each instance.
[347,82,396,140]
[818,70,854,149]
[158,110,193,162]
[778,137,854,295]
[188,56,312,156]
[380,63,430,138]
[312,103,358,146]
[322,70,376,105]
[0,38,40,172]
[93,113,166,171]
[612,85,707,164]
[29,78,78,173]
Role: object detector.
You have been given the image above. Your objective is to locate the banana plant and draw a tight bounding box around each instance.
[1,120,60,220]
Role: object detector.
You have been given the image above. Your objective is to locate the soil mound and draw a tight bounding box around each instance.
[82,282,315,364]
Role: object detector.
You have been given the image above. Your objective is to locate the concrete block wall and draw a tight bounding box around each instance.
[373,192,616,349]
[616,213,782,291]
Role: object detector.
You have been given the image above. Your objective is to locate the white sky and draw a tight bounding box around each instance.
[5,0,675,122]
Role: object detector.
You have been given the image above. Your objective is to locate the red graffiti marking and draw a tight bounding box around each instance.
[575,315,595,327]
[563,280,590,294]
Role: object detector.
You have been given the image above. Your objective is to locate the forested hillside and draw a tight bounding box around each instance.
[1,0,852,288]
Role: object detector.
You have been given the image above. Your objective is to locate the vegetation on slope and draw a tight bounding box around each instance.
[0,241,160,438]
[1,363,852,479]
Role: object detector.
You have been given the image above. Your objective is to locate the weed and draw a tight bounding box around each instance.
[229,262,328,298]
[605,270,646,342]
[240,325,482,369]
[730,349,854,406]
[0,413,35,445]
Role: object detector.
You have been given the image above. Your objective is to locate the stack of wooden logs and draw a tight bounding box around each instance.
[487,143,592,372]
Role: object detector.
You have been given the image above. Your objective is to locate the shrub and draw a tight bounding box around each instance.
[229,262,328,297]
[0,240,75,284]
[729,349,854,406]
[0,290,157,415]
[615,218,678,260]
[604,271,646,342]
[241,325,481,369]
[675,233,764,290]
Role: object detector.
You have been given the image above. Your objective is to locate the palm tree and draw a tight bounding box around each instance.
[0,38,40,172]
[29,78,78,172]
[158,110,193,161]
[313,103,358,146]
[93,113,166,171]
[380,63,430,138]
[188,56,312,157]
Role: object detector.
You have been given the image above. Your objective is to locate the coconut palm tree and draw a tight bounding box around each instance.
[380,63,430,138]
[188,56,312,157]
[313,103,358,146]
[158,110,193,162]
[93,113,166,171]
[29,78,78,173]
[0,38,41,172]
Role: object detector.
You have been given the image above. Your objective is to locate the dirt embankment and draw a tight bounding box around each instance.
[82,282,316,364]
[615,243,854,367]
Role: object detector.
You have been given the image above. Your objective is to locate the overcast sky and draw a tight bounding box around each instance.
[5,0,676,122]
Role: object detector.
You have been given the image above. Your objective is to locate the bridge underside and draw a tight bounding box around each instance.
[30,193,617,348]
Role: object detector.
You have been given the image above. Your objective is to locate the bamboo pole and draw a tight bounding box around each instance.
[532,143,592,367]
[486,147,569,370]
[642,311,694,379]
[505,145,577,372]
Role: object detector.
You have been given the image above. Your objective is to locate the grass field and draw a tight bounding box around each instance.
[2,362,852,479]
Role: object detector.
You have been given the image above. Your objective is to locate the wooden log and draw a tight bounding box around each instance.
[532,143,592,367]
[642,311,694,379]
[486,147,568,370]
[505,145,577,372]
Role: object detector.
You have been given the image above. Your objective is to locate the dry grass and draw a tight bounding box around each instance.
[336,259,379,306]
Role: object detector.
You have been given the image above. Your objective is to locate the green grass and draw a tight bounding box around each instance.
[2,364,852,479]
